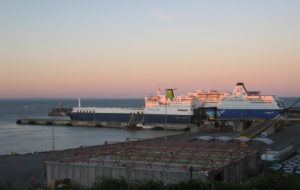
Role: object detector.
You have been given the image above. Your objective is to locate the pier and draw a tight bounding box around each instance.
[17,118,125,129]
[16,118,195,131]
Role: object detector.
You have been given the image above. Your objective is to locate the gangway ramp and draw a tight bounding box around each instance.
[235,115,284,138]
[234,120,265,138]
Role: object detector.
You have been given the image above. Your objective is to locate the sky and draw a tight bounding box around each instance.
[0,0,299,98]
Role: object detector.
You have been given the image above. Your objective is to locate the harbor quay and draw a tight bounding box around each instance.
[16,106,300,132]
[16,117,195,131]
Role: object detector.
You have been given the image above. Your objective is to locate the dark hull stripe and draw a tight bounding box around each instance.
[68,113,192,124]
[68,109,282,124]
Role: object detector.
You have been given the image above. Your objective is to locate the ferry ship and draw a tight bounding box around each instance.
[68,88,195,126]
[67,83,285,126]
[190,82,285,119]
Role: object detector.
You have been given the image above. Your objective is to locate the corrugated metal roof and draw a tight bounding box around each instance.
[234,137,251,142]
[216,136,233,141]
[253,137,274,145]
[197,136,215,141]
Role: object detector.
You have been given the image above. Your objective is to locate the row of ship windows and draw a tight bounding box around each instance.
[170,103,189,105]
[147,109,160,111]
[148,103,190,105]
[130,112,144,115]
[251,102,272,104]
[76,110,146,115]
[205,102,272,104]
[77,110,95,113]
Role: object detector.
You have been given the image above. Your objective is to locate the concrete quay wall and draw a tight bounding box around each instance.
[45,153,260,187]
[46,162,208,187]
[17,118,194,131]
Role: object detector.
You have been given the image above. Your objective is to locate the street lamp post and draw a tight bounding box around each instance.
[52,125,55,151]
[164,102,167,138]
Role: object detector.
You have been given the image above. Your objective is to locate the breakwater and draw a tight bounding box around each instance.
[16,118,194,131]
[16,118,122,128]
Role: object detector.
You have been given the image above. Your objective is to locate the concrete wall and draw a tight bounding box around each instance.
[46,162,208,187]
[46,153,260,187]
[232,121,246,132]
[222,153,259,182]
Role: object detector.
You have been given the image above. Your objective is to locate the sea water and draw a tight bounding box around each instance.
[0,99,181,155]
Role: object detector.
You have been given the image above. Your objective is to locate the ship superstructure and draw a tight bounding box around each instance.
[143,88,195,124]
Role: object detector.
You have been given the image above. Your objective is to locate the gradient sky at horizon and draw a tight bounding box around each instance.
[1,0,299,98]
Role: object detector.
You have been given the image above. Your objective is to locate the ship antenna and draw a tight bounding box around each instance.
[78,97,81,108]
[155,87,161,96]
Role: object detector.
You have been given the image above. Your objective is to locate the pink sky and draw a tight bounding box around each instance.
[1,1,299,98]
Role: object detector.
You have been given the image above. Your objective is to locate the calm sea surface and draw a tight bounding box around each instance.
[0,98,299,155]
[0,99,181,155]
